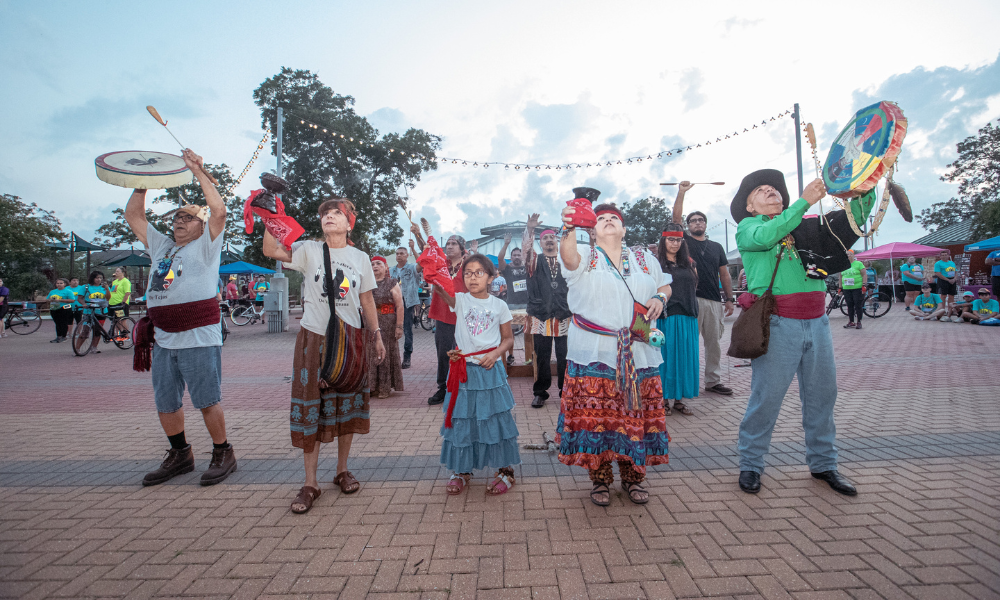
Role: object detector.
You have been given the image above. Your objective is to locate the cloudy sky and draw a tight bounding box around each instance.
[2,1,999,252]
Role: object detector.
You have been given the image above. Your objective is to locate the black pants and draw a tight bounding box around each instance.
[72,310,82,324]
[402,306,414,359]
[434,320,457,390]
[51,309,74,338]
[993,276,1000,300]
[844,288,864,323]
[532,334,567,400]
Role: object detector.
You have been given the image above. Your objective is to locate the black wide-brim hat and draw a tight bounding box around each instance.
[730,169,791,223]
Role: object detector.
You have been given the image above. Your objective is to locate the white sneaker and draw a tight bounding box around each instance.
[952,316,963,323]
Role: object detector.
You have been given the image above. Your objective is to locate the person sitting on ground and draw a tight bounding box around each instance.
[910,284,944,320]
[963,288,999,324]
[951,291,975,322]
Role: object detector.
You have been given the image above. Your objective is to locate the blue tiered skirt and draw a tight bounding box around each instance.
[440,362,521,473]
[657,315,700,401]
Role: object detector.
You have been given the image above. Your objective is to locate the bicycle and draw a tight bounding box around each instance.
[416,297,435,331]
[220,302,230,343]
[3,303,41,335]
[71,300,136,356]
[825,284,891,319]
[229,299,264,326]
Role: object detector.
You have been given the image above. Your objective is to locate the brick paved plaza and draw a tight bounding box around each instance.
[1,306,998,599]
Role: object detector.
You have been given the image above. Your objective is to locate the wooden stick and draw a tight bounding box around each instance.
[659,182,725,186]
[146,105,218,185]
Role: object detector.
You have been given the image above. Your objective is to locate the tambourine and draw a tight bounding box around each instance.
[95,150,192,189]
[823,101,907,199]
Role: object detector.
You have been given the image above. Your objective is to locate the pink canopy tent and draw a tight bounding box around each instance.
[854,242,941,260]
[855,242,942,298]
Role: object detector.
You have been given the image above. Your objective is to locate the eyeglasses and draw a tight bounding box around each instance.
[172,214,199,224]
[464,270,489,279]
[687,217,706,224]
[979,292,991,296]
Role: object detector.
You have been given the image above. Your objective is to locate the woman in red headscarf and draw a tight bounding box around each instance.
[366,255,405,398]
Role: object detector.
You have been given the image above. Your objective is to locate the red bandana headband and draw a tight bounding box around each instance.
[371,256,387,266]
[661,231,684,238]
[595,205,623,221]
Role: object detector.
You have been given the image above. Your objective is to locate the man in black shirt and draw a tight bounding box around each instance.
[672,181,735,395]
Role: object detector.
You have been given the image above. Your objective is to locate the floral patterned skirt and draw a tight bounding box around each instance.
[556,360,669,475]
[291,327,370,452]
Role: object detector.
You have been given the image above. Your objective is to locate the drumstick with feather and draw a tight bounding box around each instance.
[146,105,218,185]
[804,123,827,225]
[396,197,426,247]
[659,182,725,186]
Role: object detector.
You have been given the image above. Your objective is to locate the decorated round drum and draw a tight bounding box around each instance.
[823,101,907,199]
[95,150,192,189]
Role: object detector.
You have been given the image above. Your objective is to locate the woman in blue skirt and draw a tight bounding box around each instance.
[431,253,520,495]
[657,223,700,415]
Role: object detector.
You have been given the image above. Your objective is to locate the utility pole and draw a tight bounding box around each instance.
[793,103,804,197]
[268,106,290,332]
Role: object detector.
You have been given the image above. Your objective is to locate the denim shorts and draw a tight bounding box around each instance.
[151,344,222,413]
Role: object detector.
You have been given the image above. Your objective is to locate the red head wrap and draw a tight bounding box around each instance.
[371,255,387,266]
[661,230,684,238]
[595,204,624,222]
[540,229,557,237]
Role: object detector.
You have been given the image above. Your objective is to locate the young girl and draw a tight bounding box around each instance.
[432,253,521,496]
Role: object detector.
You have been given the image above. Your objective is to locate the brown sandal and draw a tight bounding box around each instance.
[332,470,360,494]
[672,402,693,416]
[291,485,321,513]
[622,481,649,504]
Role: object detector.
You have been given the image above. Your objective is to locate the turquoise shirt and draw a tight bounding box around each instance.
[47,288,77,310]
[973,298,999,315]
[737,189,877,297]
[914,293,941,312]
[66,285,86,304]
[934,260,957,280]
[842,261,865,290]
[900,264,924,285]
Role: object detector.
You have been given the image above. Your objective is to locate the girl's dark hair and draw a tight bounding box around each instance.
[657,223,693,273]
[88,270,105,285]
[462,253,497,278]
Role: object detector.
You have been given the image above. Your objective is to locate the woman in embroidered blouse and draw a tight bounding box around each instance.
[556,201,672,506]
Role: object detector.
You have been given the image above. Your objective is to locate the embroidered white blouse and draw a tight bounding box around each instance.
[563,246,672,370]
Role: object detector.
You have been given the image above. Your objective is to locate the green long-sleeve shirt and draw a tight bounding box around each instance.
[737,191,877,297]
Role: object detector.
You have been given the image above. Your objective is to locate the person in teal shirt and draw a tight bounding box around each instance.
[731,169,876,498]
[933,250,959,320]
[909,284,944,320]
[963,289,999,323]
[899,256,924,310]
[840,250,867,329]
[67,276,85,325]
[46,278,77,342]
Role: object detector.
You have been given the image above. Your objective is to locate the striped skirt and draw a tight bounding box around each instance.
[556,360,669,475]
[657,315,700,401]
[291,326,370,452]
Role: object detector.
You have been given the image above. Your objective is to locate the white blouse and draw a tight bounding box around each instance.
[563,246,671,370]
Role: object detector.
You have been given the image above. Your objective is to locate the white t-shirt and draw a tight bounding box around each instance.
[285,240,376,334]
[144,223,224,349]
[452,293,512,364]
[563,247,671,370]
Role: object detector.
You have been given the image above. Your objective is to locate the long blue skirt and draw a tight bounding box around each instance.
[657,314,700,401]
[440,362,521,473]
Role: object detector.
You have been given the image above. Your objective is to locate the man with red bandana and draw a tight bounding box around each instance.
[732,170,876,497]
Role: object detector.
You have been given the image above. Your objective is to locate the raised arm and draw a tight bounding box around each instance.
[262,231,293,262]
[181,149,226,241]
[125,189,149,246]
[498,233,512,270]
[559,207,581,271]
[736,179,825,252]
[671,181,693,225]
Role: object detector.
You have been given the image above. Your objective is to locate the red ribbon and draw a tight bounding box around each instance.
[444,346,497,428]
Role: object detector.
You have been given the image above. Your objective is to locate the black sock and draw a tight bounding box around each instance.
[213,440,229,450]
[167,431,187,450]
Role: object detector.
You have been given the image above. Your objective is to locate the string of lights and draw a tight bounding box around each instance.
[288,108,793,172]
[226,126,271,193]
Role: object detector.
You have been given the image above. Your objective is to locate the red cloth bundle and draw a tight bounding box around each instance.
[417,236,455,296]
[243,190,305,248]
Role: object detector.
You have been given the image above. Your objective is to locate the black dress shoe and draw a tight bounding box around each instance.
[738,471,760,493]
[811,470,857,496]
[706,384,733,396]
[427,388,446,405]
[401,358,411,369]
[531,395,546,408]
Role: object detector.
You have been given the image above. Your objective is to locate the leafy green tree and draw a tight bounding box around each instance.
[917,120,1000,239]
[0,193,64,299]
[618,196,672,247]
[252,67,441,255]
[95,208,169,247]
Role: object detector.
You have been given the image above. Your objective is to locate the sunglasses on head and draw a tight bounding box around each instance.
[979,292,991,296]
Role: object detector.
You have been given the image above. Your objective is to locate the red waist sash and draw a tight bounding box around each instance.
[444,346,497,428]
[774,291,826,319]
[133,298,221,372]
[378,303,395,314]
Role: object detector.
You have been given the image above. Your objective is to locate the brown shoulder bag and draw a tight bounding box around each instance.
[727,246,784,360]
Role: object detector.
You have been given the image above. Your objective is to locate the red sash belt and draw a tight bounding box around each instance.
[444,346,497,428]
[133,298,221,372]
[774,291,826,319]
[378,303,395,315]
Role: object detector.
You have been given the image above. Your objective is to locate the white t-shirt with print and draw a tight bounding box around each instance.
[452,292,512,364]
[285,240,376,335]
[144,223,224,349]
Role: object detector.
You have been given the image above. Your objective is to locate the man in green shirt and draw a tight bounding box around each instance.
[840,250,866,329]
[731,169,876,498]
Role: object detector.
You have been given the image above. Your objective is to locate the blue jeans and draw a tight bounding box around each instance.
[152,344,223,413]
[737,314,839,475]
[402,305,414,359]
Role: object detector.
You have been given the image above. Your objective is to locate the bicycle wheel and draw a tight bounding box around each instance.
[419,308,434,331]
[112,317,136,349]
[9,310,41,334]
[221,321,229,343]
[230,305,252,326]
[839,297,849,317]
[864,292,892,318]
[71,321,94,356]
